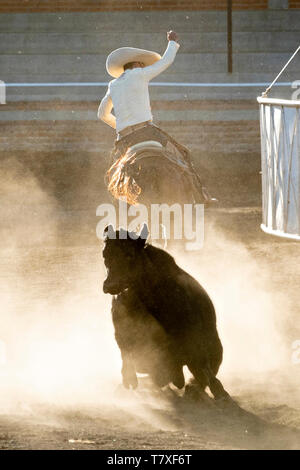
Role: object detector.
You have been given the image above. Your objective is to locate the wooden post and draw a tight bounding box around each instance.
[227,0,233,73]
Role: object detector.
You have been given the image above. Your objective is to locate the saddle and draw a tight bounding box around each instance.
[125,140,192,173]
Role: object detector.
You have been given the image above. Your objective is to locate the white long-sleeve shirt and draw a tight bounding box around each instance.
[98,41,180,133]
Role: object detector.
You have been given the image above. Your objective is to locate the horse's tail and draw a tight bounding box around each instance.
[106,151,141,205]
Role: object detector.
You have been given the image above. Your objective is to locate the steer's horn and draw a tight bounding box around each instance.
[103,224,115,239]
[139,223,149,241]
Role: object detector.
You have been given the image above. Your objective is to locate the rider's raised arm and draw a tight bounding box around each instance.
[142,40,180,82]
[97,89,116,129]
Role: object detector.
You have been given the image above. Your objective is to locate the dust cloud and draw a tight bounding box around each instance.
[0,161,299,441]
[0,161,113,405]
[176,231,286,374]
[174,218,300,407]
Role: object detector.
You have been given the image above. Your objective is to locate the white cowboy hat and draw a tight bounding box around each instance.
[106,47,161,78]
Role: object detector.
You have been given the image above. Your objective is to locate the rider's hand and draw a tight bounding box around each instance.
[167,30,179,43]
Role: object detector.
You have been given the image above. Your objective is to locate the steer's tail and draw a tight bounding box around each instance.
[106,151,141,205]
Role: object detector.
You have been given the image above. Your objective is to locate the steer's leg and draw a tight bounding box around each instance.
[171,366,185,389]
[112,297,138,390]
[187,360,230,401]
[206,372,230,401]
[121,351,138,390]
[185,362,214,403]
[150,361,185,390]
[187,364,208,391]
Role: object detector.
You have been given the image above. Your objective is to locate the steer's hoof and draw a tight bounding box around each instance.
[184,384,215,406]
[123,379,138,390]
[214,394,238,410]
[122,371,138,390]
[184,383,199,401]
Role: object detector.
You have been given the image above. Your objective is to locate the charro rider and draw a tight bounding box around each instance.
[98,30,214,204]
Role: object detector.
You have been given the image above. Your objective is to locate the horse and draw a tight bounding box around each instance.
[105,128,212,247]
[106,140,201,207]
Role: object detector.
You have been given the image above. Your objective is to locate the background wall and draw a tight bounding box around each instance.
[0,0,270,13]
[0,4,299,242]
[1,8,299,101]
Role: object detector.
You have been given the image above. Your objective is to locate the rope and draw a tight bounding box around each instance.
[262,44,300,97]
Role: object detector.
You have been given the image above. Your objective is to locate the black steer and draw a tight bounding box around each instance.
[102,225,230,400]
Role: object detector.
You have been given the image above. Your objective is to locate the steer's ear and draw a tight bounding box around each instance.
[138,223,149,245]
